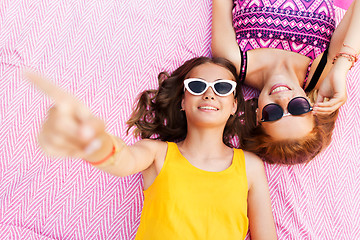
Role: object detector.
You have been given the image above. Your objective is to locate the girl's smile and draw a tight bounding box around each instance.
[269,84,292,95]
[198,105,219,111]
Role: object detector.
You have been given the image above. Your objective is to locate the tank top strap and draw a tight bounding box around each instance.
[302,59,314,89]
[233,148,245,165]
[166,142,177,157]
[165,142,180,162]
[162,142,182,170]
[239,46,248,83]
[304,48,329,92]
[232,148,247,179]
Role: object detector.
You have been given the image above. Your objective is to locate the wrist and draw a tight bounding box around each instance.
[332,55,353,72]
[84,134,114,163]
[332,44,359,70]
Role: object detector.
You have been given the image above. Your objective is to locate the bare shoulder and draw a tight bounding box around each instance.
[131,139,168,170]
[242,150,267,189]
[243,150,265,171]
[133,138,167,149]
[131,139,168,159]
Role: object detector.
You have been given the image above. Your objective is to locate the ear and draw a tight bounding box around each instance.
[231,98,237,115]
[181,97,185,111]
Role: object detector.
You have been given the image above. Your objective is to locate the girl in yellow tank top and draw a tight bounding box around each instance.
[29,57,277,239]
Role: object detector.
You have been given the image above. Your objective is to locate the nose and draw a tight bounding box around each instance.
[273,94,294,113]
[202,86,215,100]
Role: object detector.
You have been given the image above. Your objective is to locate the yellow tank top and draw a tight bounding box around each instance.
[135,142,249,240]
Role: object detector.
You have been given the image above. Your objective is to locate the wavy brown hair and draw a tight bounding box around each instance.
[239,92,339,165]
[126,57,245,148]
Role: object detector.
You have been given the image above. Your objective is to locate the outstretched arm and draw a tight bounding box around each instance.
[314,0,360,114]
[211,0,242,74]
[245,152,277,240]
[24,70,161,177]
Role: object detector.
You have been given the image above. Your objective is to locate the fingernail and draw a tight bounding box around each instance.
[81,125,95,140]
[84,138,102,155]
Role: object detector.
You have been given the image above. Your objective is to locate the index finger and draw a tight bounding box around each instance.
[313,100,342,114]
[23,69,73,103]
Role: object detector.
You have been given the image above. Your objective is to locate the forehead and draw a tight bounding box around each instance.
[187,62,235,81]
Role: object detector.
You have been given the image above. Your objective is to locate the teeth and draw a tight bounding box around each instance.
[199,106,218,110]
[271,86,289,94]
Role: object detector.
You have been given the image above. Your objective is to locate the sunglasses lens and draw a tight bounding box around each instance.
[214,82,234,95]
[262,104,283,121]
[188,80,207,94]
[288,98,311,115]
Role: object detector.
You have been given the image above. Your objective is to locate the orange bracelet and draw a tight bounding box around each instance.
[87,135,124,166]
[90,144,116,166]
[332,52,358,69]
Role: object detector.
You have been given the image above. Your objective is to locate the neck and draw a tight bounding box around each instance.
[179,125,229,159]
[245,49,309,89]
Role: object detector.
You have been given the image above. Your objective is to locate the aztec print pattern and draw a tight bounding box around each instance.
[0,0,359,239]
[233,0,336,60]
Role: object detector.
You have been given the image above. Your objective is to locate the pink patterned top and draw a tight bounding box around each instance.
[233,0,336,88]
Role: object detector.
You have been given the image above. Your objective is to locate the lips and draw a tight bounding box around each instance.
[269,84,291,95]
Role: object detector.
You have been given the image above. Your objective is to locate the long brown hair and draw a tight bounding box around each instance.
[239,93,339,164]
[126,57,245,148]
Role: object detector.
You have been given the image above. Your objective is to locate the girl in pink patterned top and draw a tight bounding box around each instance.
[212,0,360,164]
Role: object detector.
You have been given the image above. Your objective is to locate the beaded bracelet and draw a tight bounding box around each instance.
[333,43,360,70]
[332,52,358,70]
[89,135,122,166]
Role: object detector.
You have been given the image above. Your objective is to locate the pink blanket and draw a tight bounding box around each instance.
[0,0,358,239]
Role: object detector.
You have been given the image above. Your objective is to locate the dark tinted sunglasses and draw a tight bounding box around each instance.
[184,78,237,97]
[261,97,313,122]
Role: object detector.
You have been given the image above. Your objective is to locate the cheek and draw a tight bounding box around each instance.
[182,92,191,108]
[256,108,261,123]
[182,93,198,110]
[256,94,270,122]
[294,86,307,96]
[223,97,237,114]
[257,94,267,112]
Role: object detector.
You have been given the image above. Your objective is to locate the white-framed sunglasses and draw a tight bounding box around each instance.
[184,78,237,97]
